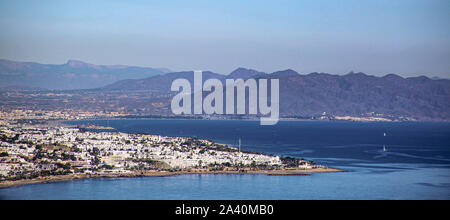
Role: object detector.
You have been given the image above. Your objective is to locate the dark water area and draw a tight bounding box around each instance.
[1,120,449,200]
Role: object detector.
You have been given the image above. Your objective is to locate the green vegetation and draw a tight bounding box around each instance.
[280,156,313,167]
[131,158,171,170]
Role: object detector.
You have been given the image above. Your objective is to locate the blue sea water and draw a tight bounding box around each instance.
[1,120,450,200]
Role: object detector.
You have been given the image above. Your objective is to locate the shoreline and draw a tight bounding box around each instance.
[1,118,344,190]
[0,167,343,189]
[63,117,411,123]
[60,117,450,125]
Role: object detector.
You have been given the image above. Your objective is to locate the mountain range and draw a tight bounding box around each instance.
[1,60,449,121]
[102,68,450,120]
[0,59,168,90]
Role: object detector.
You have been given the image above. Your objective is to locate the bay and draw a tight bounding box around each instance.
[1,120,449,200]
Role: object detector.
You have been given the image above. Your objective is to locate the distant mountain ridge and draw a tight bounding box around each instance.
[0,59,167,90]
[103,68,450,121]
[229,67,266,79]
[1,59,449,121]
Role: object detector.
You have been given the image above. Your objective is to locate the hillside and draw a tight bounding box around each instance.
[102,69,450,121]
[0,59,167,90]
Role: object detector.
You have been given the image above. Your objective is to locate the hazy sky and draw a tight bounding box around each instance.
[0,0,449,77]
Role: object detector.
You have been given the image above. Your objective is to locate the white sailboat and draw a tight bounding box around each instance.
[383,132,387,152]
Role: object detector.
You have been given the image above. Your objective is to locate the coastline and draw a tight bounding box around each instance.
[63,117,401,123]
[0,167,343,189]
[2,117,346,190]
[62,117,450,126]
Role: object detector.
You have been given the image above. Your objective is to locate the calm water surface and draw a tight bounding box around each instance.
[1,120,449,200]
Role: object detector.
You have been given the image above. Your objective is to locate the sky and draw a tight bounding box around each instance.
[0,0,449,77]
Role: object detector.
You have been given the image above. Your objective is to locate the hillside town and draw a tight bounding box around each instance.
[0,113,334,184]
[0,109,127,121]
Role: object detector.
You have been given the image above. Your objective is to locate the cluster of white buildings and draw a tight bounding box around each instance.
[0,119,282,180]
[0,110,127,120]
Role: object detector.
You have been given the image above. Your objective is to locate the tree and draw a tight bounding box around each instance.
[92,156,101,165]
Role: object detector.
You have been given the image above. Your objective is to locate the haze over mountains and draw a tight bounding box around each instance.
[1,60,449,121]
[0,59,168,90]
[103,68,450,121]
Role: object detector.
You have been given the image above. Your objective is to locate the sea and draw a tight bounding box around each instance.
[1,119,449,200]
